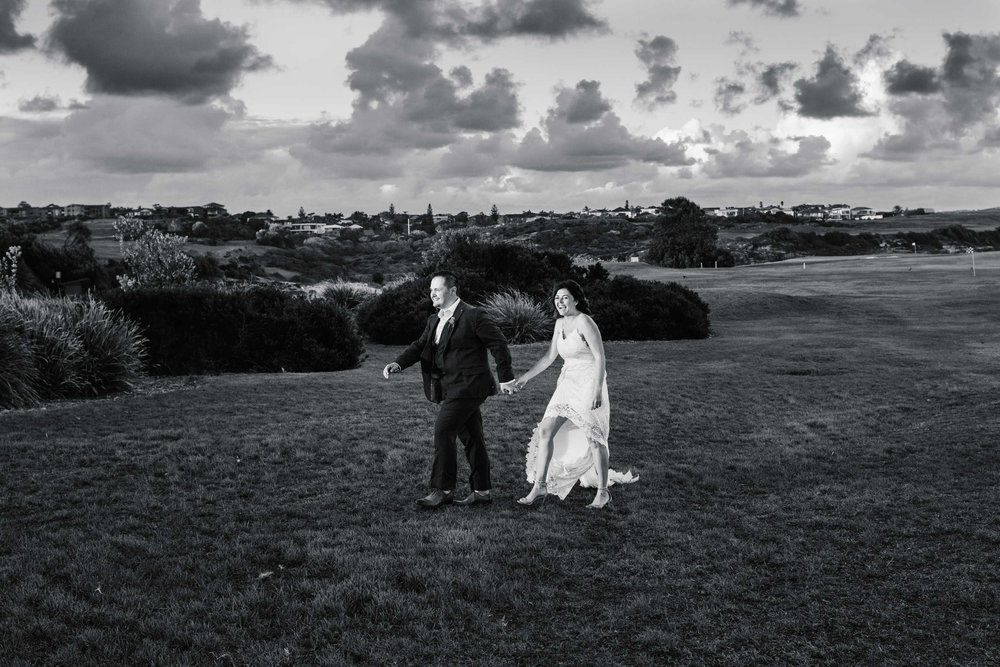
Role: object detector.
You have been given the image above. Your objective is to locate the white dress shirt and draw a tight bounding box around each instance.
[435,299,461,344]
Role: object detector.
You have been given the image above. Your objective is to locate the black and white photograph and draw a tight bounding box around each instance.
[2,0,999,664]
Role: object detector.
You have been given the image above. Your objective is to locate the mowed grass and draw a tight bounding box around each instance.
[2,253,999,665]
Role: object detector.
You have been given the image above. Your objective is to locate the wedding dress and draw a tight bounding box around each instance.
[524,319,638,499]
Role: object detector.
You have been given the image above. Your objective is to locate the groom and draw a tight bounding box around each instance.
[383,270,517,509]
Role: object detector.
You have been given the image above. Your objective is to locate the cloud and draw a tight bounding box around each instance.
[634,35,681,109]
[287,0,607,42]
[17,94,62,113]
[884,60,940,95]
[714,78,747,115]
[290,17,521,175]
[61,96,234,173]
[437,132,516,178]
[514,80,692,171]
[755,61,797,103]
[725,30,758,57]
[725,0,800,18]
[869,32,1000,160]
[46,0,273,104]
[939,32,1000,129]
[701,130,833,178]
[793,45,872,118]
[0,0,34,53]
[854,33,893,65]
[556,79,611,123]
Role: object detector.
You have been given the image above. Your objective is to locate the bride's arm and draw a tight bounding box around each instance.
[515,323,560,387]
[579,315,606,409]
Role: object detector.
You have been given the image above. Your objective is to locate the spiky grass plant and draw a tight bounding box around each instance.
[0,298,41,409]
[0,294,146,406]
[314,280,380,312]
[479,288,552,344]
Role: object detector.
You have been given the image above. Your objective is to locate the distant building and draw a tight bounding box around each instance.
[64,203,111,219]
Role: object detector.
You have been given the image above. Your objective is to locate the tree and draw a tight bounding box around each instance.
[388,203,395,218]
[892,205,904,217]
[646,197,723,269]
[64,221,92,247]
[298,206,307,219]
[490,204,499,223]
[113,218,196,290]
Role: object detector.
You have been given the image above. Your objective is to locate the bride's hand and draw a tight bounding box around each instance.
[514,376,526,390]
[591,393,602,409]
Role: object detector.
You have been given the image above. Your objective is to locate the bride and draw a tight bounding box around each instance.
[514,280,637,509]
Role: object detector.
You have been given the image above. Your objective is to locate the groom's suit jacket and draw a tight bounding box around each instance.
[395,302,514,403]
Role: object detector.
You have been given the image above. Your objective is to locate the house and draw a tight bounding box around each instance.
[202,202,228,217]
[705,206,739,218]
[792,204,827,219]
[64,203,111,219]
[850,206,879,220]
[827,204,852,220]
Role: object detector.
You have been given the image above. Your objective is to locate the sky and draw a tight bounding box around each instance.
[1,0,998,217]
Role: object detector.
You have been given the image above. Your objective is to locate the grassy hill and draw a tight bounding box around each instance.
[2,253,997,664]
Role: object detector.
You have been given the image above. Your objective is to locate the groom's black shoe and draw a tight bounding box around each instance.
[415,490,453,509]
[454,490,492,507]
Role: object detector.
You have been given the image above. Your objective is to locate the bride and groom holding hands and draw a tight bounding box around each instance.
[382,270,637,510]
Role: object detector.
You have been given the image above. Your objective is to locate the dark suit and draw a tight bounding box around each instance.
[395,301,514,491]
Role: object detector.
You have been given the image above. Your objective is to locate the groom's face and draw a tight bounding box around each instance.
[429,276,456,310]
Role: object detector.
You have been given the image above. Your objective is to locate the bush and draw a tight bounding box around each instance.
[0,305,41,409]
[101,284,366,375]
[587,276,710,341]
[315,280,379,312]
[357,271,500,345]
[0,293,146,408]
[479,289,552,344]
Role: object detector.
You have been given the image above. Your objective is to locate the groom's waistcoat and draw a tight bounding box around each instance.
[395,302,514,403]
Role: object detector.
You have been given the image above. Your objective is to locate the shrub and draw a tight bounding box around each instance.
[587,276,710,341]
[357,271,499,345]
[0,304,41,409]
[0,293,146,408]
[480,289,552,344]
[102,284,365,375]
[315,280,379,312]
[421,230,574,301]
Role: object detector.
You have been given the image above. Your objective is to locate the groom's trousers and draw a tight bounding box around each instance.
[431,396,491,492]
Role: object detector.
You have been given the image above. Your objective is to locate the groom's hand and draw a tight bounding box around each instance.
[383,362,401,379]
[499,380,518,395]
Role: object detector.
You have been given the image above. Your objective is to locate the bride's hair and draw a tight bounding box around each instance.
[552,280,591,316]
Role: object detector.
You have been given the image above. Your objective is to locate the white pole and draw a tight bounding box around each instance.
[972,250,976,277]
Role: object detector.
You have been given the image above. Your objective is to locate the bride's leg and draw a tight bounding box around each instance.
[520,417,566,503]
[587,440,611,507]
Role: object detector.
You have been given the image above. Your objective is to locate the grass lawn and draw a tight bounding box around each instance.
[2,253,999,665]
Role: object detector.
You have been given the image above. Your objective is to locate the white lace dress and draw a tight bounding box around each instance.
[524,320,638,499]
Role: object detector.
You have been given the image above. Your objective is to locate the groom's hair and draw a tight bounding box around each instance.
[431,270,460,294]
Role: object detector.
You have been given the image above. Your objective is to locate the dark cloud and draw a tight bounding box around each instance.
[755,61,797,102]
[514,80,691,171]
[884,60,940,95]
[458,0,608,41]
[793,45,871,118]
[291,18,520,175]
[634,35,681,108]
[62,95,232,173]
[47,0,273,104]
[855,33,893,65]
[18,94,62,113]
[556,79,611,123]
[726,0,800,18]
[437,132,515,178]
[702,131,833,178]
[864,97,957,161]
[714,78,747,115]
[292,0,607,42]
[0,0,35,53]
[940,32,1000,128]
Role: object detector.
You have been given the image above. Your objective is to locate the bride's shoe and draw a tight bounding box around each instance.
[517,482,548,507]
[586,488,611,509]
